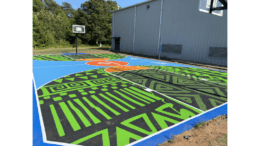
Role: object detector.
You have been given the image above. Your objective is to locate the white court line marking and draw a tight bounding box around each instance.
[105,71,204,113]
[126,102,227,146]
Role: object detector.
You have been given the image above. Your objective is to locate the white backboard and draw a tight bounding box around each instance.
[72,25,85,34]
[199,0,225,17]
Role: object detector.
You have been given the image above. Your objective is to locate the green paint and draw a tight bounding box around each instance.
[82,97,112,120]
[151,112,179,129]
[44,96,50,99]
[165,94,206,111]
[121,113,157,135]
[91,87,99,90]
[67,100,91,128]
[91,75,98,78]
[71,128,110,145]
[99,93,129,112]
[59,102,81,131]
[91,95,121,116]
[89,91,96,94]
[54,79,63,83]
[101,88,109,91]
[102,85,108,87]
[38,77,122,97]
[121,84,128,87]
[39,100,44,105]
[74,99,101,124]
[53,97,62,101]
[49,104,65,137]
[114,90,145,107]
[208,98,224,107]
[102,74,110,76]
[120,89,151,104]
[155,103,196,120]
[75,74,83,76]
[60,93,67,96]
[69,94,77,98]
[183,88,227,101]
[65,78,75,81]
[176,97,193,104]
[129,87,163,100]
[81,92,88,95]
[105,92,136,110]
[123,88,156,103]
[85,73,93,75]
[116,127,143,146]
[78,89,84,92]
[111,87,118,89]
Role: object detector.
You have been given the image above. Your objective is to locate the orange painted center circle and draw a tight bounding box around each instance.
[86,61,128,66]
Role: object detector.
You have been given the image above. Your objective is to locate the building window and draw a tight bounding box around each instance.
[206,0,218,8]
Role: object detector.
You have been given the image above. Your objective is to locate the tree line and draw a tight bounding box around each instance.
[33,0,119,49]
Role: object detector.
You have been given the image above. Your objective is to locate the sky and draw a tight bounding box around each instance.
[54,0,148,10]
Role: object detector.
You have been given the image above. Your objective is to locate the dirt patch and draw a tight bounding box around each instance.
[159,115,227,146]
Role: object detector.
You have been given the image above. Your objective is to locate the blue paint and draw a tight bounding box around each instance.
[33,64,99,89]
[33,60,86,68]
[132,103,227,146]
[33,81,60,146]
[61,53,86,55]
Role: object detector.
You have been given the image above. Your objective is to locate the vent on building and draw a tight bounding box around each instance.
[161,45,182,54]
[208,47,227,58]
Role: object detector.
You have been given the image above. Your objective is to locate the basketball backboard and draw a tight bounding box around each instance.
[72,25,85,34]
[199,0,227,17]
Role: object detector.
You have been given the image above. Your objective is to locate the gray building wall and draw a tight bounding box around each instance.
[134,0,161,56]
[112,7,135,52]
[160,0,227,66]
[112,0,227,66]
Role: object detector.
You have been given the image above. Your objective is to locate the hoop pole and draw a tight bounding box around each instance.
[76,34,78,55]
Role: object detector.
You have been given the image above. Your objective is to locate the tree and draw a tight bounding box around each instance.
[61,2,75,18]
[33,0,45,13]
[76,0,114,45]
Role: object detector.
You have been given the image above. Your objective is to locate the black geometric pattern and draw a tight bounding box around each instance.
[37,68,202,146]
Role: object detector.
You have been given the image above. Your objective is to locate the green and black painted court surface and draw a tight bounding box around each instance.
[36,66,227,146]
[33,54,126,61]
[145,66,227,85]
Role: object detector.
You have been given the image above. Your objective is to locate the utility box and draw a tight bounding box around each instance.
[111,37,120,52]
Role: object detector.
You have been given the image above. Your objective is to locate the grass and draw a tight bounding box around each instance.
[33,46,111,55]
[194,121,206,129]
[167,135,175,143]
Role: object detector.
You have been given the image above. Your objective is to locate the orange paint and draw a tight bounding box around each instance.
[75,58,109,61]
[86,61,129,66]
[105,66,151,73]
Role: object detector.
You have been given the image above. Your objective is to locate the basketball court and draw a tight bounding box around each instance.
[33,53,227,146]
[33,1,227,145]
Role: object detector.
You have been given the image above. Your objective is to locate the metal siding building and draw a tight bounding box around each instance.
[112,0,227,66]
